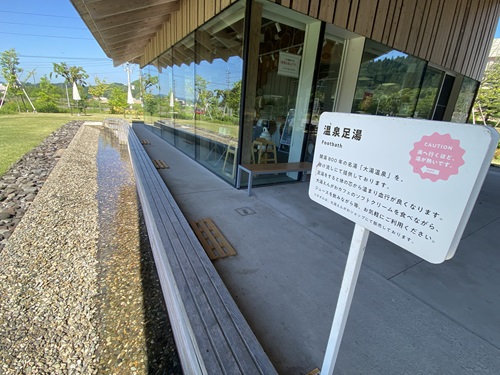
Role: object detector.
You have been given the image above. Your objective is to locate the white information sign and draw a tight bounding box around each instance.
[277,51,301,78]
[309,113,499,264]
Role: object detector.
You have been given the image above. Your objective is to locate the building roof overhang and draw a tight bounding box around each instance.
[70,0,180,66]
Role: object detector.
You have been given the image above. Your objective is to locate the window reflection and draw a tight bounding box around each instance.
[255,17,305,158]
[157,50,175,144]
[307,33,344,162]
[194,6,244,181]
[452,77,478,123]
[173,35,196,158]
[141,3,245,182]
[142,63,160,134]
[414,67,444,119]
[352,40,426,118]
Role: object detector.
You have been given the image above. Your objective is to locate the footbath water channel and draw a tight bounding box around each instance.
[95,127,182,374]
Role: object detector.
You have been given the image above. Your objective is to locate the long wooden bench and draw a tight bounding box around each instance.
[104,119,277,375]
[236,162,313,196]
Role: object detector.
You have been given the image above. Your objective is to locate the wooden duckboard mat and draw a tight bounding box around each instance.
[190,218,236,260]
[152,160,169,169]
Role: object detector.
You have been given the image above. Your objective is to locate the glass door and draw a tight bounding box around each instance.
[306,27,346,162]
[249,1,321,185]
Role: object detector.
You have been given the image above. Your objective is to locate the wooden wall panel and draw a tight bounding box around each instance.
[431,0,457,65]
[470,0,498,78]
[205,0,215,22]
[414,0,432,57]
[354,0,377,38]
[404,0,426,56]
[292,1,310,14]
[454,0,480,74]
[381,0,397,46]
[318,0,335,24]
[308,0,320,18]
[475,0,500,78]
[392,1,417,51]
[424,0,444,61]
[347,0,360,32]
[464,0,488,77]
[198,0,205,26]
[443,0,466,68]
[371,0,390,42]
[334,0,351,29]
[140,0,500,81]
[388,0,403,46]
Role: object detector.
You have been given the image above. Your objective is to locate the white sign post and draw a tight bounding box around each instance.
[309,113,499,374]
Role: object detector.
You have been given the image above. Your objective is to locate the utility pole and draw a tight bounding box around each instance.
[124,62,134,106]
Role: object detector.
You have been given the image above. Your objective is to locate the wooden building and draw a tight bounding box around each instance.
[72,0,500,185]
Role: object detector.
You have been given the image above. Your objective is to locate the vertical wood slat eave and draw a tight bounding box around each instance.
[475,0,500,79]
[371,0,390,42]
[354,0,378,38]
[476,0,500,79]
[465,0,488,78]
[404,0,427,56]
[463,0,490,78]
[318,0,336,24]
[334,0,350,29]
[136,0,500,80]
[443,0,467,70]
[431,0,458,67]
[309,0,320,19]
[393,0,417,52]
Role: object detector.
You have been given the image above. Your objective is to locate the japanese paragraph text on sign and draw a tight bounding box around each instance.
[309,113,499,263]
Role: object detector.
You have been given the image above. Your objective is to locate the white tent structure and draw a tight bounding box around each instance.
[72,82,81,101]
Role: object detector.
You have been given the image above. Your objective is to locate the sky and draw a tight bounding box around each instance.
[0,0,136,85]
[1,1,500,87]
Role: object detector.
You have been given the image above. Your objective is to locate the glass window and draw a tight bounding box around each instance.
[352,40,426,118]
[451,77,479,123]
[141,62,161,135]
[194,3,245,182]
[173,35,196,158]
[255,16,305,156]
[157,50,175,144]
[414,67,444,119]
[307,31,345,162]
[243,0,320,188]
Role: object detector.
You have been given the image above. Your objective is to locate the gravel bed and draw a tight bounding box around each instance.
[0,122,182,374]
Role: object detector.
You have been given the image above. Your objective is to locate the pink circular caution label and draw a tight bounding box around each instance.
[409,132,465,182]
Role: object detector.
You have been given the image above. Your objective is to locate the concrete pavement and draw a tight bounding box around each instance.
[133,123,500,375]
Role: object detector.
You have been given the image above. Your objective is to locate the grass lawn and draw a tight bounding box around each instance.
[0,113,115,176]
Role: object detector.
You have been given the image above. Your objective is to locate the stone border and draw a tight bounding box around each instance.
[0,121,82,250]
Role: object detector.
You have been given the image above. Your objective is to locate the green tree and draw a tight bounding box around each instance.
[108,87,127,114]
[226,80,241,115]
[51,62,88,86]
[475,59,500,125]
[51,62,89,108]
[0,48,34,111]
[0,49,22,93]
[88,76,109,112]
[34,76,61,112]
[195,75,214,119]
[134,73,159,117]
